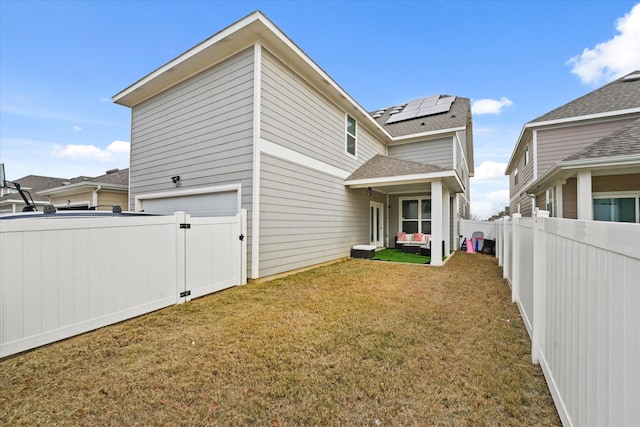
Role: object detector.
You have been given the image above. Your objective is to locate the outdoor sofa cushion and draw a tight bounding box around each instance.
[396,232,430,245]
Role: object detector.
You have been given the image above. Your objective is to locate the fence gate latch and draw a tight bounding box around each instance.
[180,223,191,229]
[239,234,245,241]
[180,290,191,298]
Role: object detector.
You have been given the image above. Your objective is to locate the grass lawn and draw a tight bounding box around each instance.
[372,248,431,264]
[0,252,560,426]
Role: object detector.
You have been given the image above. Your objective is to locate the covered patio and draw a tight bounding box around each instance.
[345,155,465,266]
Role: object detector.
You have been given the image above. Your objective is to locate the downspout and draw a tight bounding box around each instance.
[93,185,101,209]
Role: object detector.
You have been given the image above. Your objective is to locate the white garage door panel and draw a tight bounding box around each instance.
[141,191,237,217]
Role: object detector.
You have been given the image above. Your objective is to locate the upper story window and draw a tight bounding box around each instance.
[514,167,519,186]
[346,114,357,157]
[524,146,529,166]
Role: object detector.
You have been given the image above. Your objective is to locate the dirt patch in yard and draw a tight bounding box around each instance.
[0,252,560,426]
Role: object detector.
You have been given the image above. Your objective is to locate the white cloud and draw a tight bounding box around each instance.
[53,140,130,162]
[471,189,510,220]
[567,3,640,85]
[72,126,82,132]
[471,161,508,183]
[471,97,514,115]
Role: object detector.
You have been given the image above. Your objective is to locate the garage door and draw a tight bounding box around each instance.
[138,187,239,217]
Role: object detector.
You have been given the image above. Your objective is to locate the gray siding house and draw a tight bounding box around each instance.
[506,71,640,222]
[113,11,474,279]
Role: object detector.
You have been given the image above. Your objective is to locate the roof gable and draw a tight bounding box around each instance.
[531,71,640,123]
[564,118,640,161]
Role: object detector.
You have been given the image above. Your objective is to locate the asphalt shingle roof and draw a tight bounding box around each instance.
[370,95,471,137]
[346,155,448,181]
[531,71,640,123]
[88,169,129,186]
[1,169,129,203]
[564,118,640,161]
[0,175,68,202]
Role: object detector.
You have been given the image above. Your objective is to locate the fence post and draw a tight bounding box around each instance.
[496,219,503,266]
[175,211,187,304]
[511,213,522,303]
[240,209,248,285]
[502,216,510,280]
[532,210,549,364]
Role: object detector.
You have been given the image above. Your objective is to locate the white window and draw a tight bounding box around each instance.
[400,198,431,234]
[346,114,357,157]
[514,168,519,186]
[593,193,639,223]
[524,147,529,166]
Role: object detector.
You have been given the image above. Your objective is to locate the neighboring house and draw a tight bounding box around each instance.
[113,11,473,278]
[0,175,66,213]
[506,71,640,222]
[38,168,129,211]
[0,169,129,213]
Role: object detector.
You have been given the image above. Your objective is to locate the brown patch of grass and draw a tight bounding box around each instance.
[0,252,560,426]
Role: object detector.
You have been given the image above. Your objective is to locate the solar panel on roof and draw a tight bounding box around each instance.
[385,95,456,124]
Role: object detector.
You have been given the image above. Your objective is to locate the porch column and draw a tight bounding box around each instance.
[577,170,592,220]
[442,186,450,256]
[452,195,459,251]
[431,180,443,266]
[555,182,564,218]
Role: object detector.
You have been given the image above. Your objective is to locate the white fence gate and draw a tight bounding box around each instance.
[0,211,247,358]
[496,212,640,427]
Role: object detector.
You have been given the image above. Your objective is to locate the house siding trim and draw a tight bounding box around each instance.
[259,138,351,179]
[251,43,262,279]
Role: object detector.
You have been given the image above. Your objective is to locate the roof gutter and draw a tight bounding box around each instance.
[524,154,640,193]
[38,182,128,196]
[345,170,456,188]
[389,126,466,144]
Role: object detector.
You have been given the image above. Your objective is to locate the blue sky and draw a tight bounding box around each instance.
[1,1,639,218]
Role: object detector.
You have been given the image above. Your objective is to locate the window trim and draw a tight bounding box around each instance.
[593,191,640,223]
[524,146,529,166]
[345,113,357,158]
[399,196,432,234]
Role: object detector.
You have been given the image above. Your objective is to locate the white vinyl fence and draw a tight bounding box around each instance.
[0,211,247,358]
[496,212,640,427]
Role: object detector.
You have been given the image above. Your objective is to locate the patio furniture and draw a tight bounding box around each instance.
[351,245,376,259]
[395,232,430,249]
[420,245,431,256]
[401,244,421,254]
